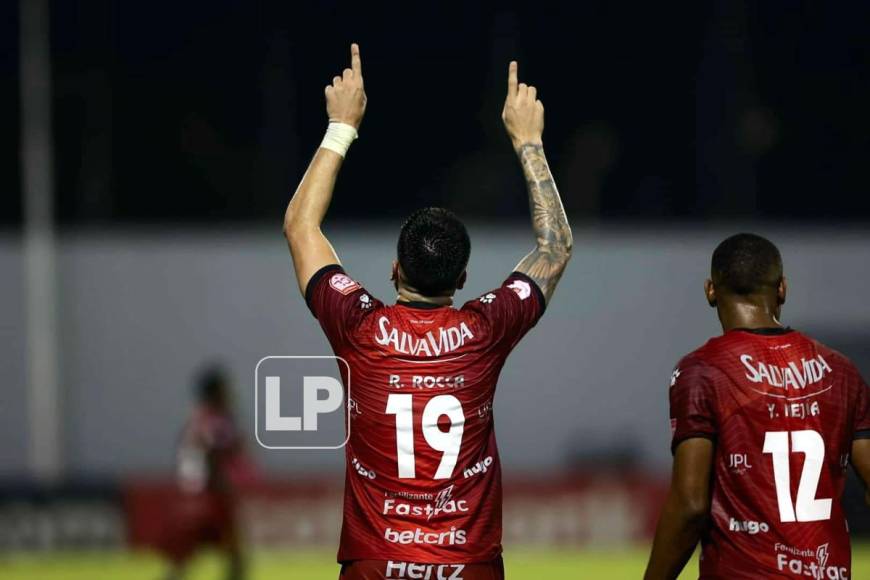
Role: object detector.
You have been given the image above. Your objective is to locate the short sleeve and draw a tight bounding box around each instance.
[853,373,870,439]
[669,357,720,453]
[461,271,546,349]
[305,264,381,350]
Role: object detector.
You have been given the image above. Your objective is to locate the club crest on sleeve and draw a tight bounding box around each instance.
[670,368,681,387]
[359,294,372,310]
[329,272,360,295]
[507,279,531,300]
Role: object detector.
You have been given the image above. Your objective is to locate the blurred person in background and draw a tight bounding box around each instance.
[282,44,571,579]
[644,234,870,579]
[160,366,256,580]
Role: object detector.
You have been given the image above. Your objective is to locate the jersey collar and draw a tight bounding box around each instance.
[732,326,794,336]
[395,300,450,310]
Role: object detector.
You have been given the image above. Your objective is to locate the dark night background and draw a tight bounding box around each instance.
[3,1,870,225]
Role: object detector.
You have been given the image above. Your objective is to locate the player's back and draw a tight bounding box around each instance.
[306,266,544,564]
[670,328,870,579]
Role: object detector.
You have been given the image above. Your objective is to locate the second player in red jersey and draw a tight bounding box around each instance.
[282,45,572,579]
[645,234,870,580]
[161,367,256,580]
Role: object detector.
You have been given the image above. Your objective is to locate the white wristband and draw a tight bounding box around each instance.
[320,122,358,157]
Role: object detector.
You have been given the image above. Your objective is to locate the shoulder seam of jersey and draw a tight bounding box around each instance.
[305,263,344,314]
[672,354,718,383]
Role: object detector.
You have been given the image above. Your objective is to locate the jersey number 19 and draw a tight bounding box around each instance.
[386,394,465,480]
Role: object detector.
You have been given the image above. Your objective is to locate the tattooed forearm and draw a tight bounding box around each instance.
[514,143,573,302]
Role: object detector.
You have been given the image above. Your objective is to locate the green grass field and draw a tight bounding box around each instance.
[2,546,870,580]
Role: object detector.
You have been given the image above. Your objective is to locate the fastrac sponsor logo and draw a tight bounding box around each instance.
[462,456,494,479]
[740,353,832,391]
[384,526,467,546]
[774,542,848,579]
[433,485,455,510]
[383,498,469,520]
[729,517,769,534]
[385,561,465,580]
[383,485,469,521]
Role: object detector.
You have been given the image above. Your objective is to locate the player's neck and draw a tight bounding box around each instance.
[717,301,783,333]
[396,287,454,306]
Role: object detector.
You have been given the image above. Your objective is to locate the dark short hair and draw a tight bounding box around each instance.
[196,365,229,405]
[397,207,471,296]
[711,233,783,295]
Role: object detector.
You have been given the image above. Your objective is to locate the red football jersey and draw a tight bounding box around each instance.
[670,328,870,579]
[306,265,545,564]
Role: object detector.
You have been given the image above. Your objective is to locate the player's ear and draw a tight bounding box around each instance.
[777,277,787,305]
[704,278,717,308]
[455,270,467,291]
[391,260,400,291]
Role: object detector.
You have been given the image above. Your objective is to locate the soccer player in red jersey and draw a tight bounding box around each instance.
[162,367,254,580]
[282,44,572,579]
[645,233,870,579]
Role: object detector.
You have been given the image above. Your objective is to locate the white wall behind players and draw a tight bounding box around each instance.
[1,224,868,478]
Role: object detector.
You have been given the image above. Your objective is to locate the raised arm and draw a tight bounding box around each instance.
[502,61,573,303]
[283,43,367,294]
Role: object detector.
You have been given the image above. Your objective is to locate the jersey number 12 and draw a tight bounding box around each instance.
[763,430,832,522]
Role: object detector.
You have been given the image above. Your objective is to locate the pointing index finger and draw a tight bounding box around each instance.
[351,43,362,77]
[508,61,518,96]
